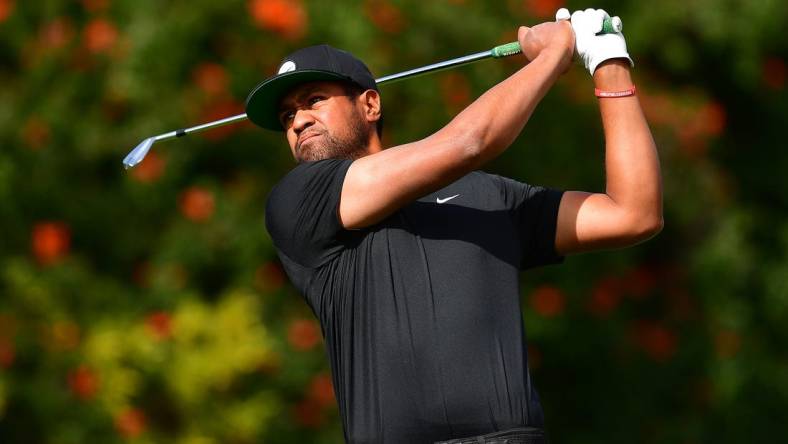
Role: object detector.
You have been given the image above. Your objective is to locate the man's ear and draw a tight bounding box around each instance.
[360,89,381,125]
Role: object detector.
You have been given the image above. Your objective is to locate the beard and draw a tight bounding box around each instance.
[295,108,371,163]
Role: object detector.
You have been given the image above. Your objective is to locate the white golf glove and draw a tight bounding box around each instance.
[563,8,633,76]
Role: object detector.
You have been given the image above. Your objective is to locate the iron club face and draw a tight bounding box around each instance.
[123,137,155,169]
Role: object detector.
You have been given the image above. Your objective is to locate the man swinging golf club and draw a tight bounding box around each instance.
[248,8,662,444]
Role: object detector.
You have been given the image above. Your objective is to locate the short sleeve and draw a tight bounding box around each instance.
[488,174,565,270]
[265,159,353,268]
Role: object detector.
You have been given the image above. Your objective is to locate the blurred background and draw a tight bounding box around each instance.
[1,0,787,443]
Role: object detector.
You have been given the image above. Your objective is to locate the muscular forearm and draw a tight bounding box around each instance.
[595,60,663,226]
[440,49,567,167]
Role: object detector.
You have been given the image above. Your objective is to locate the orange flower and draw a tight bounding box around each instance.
[40,17,75,50]
[199,98,246,140]
[308,372,336,408]
[698,101,726,137]
[114,408,146,438]
[145,311,172,340]
[631,320,677,362]
[21,116,51,150]
[32,221,71,265]
[255,261,285,292]
[587,275,622,317]
[288,318,321,351]
[193,62,229,97]
[622,265,658,300]
[675,103,725,156]
[440,72,472,113]
[0,337,15,368]
[364,0,405,34]
[640,92,675,127]
[179,186,215,222]
[130,151,166,183]
[763,57,786,90]
[0,0,13,23]
[68,365,100,400]
[249,0,308,41]
[83,18,118,53]
[524,0,564,19]
[529,284,565,317]
[293,398,324,428]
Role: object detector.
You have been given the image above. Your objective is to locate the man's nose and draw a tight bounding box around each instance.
[292,109,315,134]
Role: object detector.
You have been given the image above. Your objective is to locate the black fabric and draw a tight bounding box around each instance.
[265,159,565,444]
[433,426,546,444]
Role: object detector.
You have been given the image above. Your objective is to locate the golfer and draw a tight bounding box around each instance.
[246,8,662,444]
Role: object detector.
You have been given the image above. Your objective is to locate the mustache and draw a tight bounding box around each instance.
[296,129,325,152]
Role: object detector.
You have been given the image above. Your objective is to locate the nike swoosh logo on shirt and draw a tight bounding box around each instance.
[436,194,460,204]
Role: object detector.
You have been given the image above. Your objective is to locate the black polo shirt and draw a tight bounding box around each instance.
[265,158,564,444]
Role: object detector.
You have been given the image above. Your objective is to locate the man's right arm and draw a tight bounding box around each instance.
[339,21,574,229]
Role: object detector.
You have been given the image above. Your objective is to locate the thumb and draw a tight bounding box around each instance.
[518,25,531,42]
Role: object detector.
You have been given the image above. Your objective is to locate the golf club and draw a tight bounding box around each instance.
[122,14,621,169]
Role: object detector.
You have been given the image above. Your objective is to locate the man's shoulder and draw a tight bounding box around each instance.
[273,158,352,187]
[267,159,353,204]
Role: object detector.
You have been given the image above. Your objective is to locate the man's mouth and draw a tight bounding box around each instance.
[297,131,320,150]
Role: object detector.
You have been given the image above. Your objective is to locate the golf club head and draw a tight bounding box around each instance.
[123,137,155,169]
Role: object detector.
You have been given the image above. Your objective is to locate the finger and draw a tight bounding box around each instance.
[593,9,607,33]
[571,10,584,26]
[518,25,531,42]
[582,8,601,34]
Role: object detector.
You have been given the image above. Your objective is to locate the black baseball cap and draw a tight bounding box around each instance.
[245,45,378,131]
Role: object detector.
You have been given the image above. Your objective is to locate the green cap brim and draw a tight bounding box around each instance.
[245,70,354,131]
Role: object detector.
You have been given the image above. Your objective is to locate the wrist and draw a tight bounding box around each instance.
[593,59,632,89]
[536,46,572,71]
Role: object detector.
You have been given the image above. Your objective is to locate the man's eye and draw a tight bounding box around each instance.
[280,111,295,127]
[309,96,325,105]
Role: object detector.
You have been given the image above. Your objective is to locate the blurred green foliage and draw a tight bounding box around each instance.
[1,0,787,443]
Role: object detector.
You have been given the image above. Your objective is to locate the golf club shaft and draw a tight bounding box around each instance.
[123,15,621,169]
[129,42,522,150]
[159,45,493,138]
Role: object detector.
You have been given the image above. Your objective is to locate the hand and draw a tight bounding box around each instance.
[569,8,633,75]
[517,20,574,72]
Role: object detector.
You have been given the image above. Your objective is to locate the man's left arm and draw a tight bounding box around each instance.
[555,59,663,255]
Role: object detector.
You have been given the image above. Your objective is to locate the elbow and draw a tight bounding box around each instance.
[644,216,664,239]
[629,214,664,243]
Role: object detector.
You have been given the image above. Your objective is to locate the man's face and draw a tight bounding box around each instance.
[278,81,372,163]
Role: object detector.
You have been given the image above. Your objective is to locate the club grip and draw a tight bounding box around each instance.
[491,42,522,58]
[491,16,622,58]
[601,16,622,34]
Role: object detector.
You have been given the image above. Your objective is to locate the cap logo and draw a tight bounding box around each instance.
[278,61,296,74]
